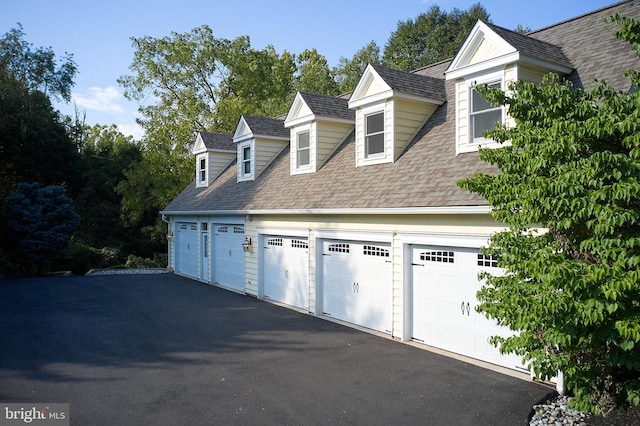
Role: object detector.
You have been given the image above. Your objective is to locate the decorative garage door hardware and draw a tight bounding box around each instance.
[352,282,360,293]
[461,301,471,315]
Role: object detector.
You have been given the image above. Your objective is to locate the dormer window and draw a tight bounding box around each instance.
[470,81,502,144]
[365,112,385,158]
[241,144,252,178]
[297,131,310,168]
[198,157,207,183]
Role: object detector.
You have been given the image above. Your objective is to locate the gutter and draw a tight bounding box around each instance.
[160,205,492,216]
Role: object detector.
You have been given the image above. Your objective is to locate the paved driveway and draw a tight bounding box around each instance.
[0,274,551,425]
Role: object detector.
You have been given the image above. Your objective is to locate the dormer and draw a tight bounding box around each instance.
[348,63,445,167]
[284,92,355,175]
[446,20,574,154]
[232,115,289,182]
[193,132,236,188]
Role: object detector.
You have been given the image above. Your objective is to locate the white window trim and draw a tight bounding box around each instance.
[365,111,385,159]
[196,154,207,187]
[238,141,253,181]
[457,70,504,154]
[469,79,503,145]
[292,124,313,174]
[357,103,390,167]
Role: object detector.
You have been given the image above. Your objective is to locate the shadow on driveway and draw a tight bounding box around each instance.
[0,274,551,425]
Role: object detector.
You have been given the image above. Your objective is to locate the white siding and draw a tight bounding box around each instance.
[244,220,258,296]
[316,122,353,168]
[394,99,438,160]
[255,137,288,178]
[209,152,236,181]
[456,79,469,152]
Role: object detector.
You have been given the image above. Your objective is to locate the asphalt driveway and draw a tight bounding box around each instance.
[0,274,551,425]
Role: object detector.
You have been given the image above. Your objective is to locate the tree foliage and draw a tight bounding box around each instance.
[0,24,77,102]
[295,48,339,96]
[383,3,491,71]
[8,183,79,274]
[334,41,382,94]
[458,14,640,415]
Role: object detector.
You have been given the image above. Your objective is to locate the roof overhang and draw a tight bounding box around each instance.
[348,90,445,109]
[161,205,492,216]
[446,51,573,80]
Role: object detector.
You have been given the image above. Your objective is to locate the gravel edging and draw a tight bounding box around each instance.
[529,394,640,425]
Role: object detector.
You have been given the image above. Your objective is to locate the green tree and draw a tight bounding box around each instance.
[0,24,77,102]
[458,14,640,415]
[8,183,80,275]
[294,48,339,96]
[334,41,381,93]
[383,3,491,71]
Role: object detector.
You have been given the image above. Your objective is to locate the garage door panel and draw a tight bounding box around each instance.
[263,236,309,310]
[411,244,525,371]
[322,240,392,334]
[213,225,245,291]
[176,223,198,278]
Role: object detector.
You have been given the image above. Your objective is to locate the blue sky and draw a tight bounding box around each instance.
[3,0,615,139]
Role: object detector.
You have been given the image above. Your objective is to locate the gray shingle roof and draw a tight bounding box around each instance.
[199,132,234,151]
[164,72,490,213]
[164,1,639,214]
[485,23,573,69]
[298,92,354,121]
[370,63,446,102]
[240,115,289,139]
[529,0,640,91]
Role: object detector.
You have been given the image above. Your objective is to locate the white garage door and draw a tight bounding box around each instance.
[322,240,392,334]
[175,222,198,278]
[212,224,245,292]
[263,236,309,310]
[410,245,524,371]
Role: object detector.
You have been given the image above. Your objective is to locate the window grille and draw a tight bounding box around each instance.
[420,250,454,263]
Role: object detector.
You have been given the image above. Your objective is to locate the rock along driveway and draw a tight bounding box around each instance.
[0,274,551,425]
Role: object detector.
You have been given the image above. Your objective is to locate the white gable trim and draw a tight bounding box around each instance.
[446,20,573,80]
[233,116,252,143]
[447,21,515,77]
[349,64,392,109]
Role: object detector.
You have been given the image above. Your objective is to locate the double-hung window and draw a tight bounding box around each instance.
[365,112,385,158]
[297,131,310,168]
[198,157,207,183]
[470,81,502,144]
[241,145,251,177]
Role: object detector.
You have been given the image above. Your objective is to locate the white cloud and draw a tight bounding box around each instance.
[73,86,124,113]
[117,123,145,141]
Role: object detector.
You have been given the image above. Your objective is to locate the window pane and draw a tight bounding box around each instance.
[472,82,500,113]
[366,133,385,155]
[243,160,251,174]
[200,170,206,181]
[472,109,502,140]
[242,146,251,160]
[366,113,384,134]
[199,158,206,170]
[298,132,309,149]
[298,148,310,166]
